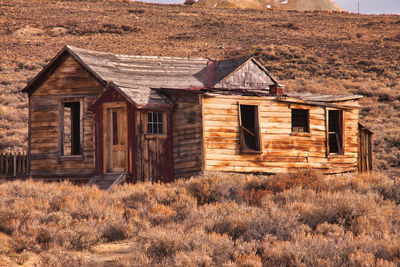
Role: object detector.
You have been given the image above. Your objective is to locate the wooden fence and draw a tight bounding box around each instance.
[0,152,28,177]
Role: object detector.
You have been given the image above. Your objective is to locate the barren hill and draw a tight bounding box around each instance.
[0,0,400,170]
[195,0,345,11]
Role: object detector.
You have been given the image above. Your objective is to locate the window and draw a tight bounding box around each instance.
[61,102,81,156]
[291,109,309,133]
[239,104,261,153]
[147,111,164,135]
[112,111,119,145]
[328,110,343,154]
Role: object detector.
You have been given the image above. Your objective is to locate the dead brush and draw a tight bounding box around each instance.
[239,169,327,206]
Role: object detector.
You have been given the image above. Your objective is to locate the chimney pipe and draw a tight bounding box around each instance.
[269,84,285,96]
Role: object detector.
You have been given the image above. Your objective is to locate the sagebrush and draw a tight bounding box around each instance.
[1,170,400,265]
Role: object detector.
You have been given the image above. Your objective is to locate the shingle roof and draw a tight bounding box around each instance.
[214,57,249,84]
[67,45,208,108]
[22,45,362,109]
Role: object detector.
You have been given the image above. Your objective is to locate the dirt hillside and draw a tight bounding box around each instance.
[195,0,345,11]
[0,0,399,171]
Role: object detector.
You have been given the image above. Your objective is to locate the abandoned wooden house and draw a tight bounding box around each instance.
[22,45,373,188]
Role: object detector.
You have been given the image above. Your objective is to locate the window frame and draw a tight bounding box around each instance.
[145,111,167,138]
[291,108,310,134]
[326,108,344,156]
[238,103,262,154]
[58,97,84,160]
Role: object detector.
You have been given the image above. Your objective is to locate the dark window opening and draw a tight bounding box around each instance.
[328,110,343,154]
[147,111,164,134]
[112,111,118,145]
[239,105,261,153]
[63,102,81,155]
[291,109,309,133]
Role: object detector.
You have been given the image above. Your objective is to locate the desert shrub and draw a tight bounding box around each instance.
[148,203,177,225]
[0,233,11,254]
[206,232,235,265]
[184,174,247,205]
[373,177,400,204]
[202,201,299,242]
[1,172,400,265]
[185,176,222,205]
[174,250,213,267]
[40,248,99,267]
[239,188,270,206]
[144,227,187,264]
[65,226,103,251]
[266,169,327,194]
[101,222,127,242]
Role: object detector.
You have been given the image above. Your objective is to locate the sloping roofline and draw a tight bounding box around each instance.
[22,45,283,96]
[214,57,281,87]
[90,82,173,110]
[21,45,107,95]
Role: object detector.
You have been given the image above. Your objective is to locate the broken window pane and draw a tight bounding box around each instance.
[328,110,343,154]
[239,105,261,153]
[291,109,309,133]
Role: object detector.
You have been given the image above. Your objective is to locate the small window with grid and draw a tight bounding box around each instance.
[291,109,309,133]
[147,111,164,134]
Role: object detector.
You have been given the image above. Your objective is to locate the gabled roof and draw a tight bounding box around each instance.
[22,45,208,108]
[23,45,360,110]
[203,57,279,89]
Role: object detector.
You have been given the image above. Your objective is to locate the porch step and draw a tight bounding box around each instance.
[88,172,126,190]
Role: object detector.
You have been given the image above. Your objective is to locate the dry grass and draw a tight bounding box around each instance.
[0,170,400,265]
[0,0,399,171]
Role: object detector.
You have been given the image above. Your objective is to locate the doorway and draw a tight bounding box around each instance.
[104,106,127,173]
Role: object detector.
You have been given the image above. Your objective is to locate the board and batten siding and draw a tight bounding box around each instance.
[202,94,360,174]
[29,56,105,178]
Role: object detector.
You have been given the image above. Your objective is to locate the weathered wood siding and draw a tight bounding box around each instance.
[92,89,136,180]
[29,56,104,178]
[135,109,174,182]
[172,97,203,178]
[202,94,360,174]
[215,60,274,90]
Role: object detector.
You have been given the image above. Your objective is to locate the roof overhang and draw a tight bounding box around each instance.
[277,97,362,110]
[90,82,173,111]
[21,45,107,96]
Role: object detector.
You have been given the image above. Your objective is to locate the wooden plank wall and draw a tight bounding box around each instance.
[29,56,105,178]
[172,99,203,178]
[202,94,360,174]
[135,110,174,182]
[358,127,373,172]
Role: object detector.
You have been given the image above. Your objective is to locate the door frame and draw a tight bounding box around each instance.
[102,102,128,173]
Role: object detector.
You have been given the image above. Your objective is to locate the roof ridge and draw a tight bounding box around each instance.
[65,45,208,61]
